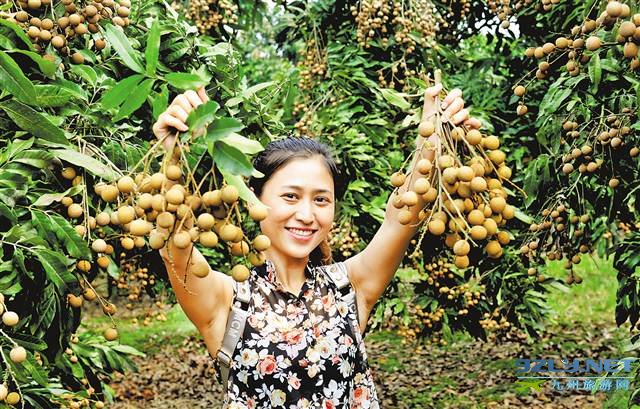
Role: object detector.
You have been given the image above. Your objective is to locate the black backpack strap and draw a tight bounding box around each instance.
[217,278,250,386]
[318,262,362,340]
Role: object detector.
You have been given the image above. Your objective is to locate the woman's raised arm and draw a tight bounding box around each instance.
[345,84,481,311]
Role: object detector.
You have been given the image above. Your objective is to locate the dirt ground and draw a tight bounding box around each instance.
[108,319,624,408]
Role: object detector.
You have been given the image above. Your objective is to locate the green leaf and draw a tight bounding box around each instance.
[9,49,57,77]
[51,214,92,259]
[0,19,34,50]
[34,85,76,107]
[0,100,68,146]
[187,100,219,131]
[99,74,144,110]
[165,72,208,90]
[110,344,146,357]
[145,19,160,76]
[51,149,119,181]
[113,78,155,121]
[151,83,169,120]
[104,24,144,73]
[32,185,83,207]
[0,50,36,103]
[219,169,261,206]
[379,88,410,111]
[220,133,263,154]
[68,64,97,86]
[212,141,254,177]
[589,53,602,89]
[35,248,75,291]
[242,81,274,98]
[206,117,244,143]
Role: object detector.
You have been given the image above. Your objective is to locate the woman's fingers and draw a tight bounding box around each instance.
[422,83,443,119]
[442,97,464,121]
[196,86,209,103]
[464,117,482,129]
[172,94,192,113]
[184,90,203,109]
[159,112,189,132]
[441,88,462,110]
[167,104,189,123]
[450,108,470,125]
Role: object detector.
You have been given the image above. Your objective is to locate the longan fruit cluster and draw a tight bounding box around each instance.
[515,2,638,115]
[6,0,130,64]
[297,38,327,92]
[521,203,592,284]
[396,306,445,343]
[55,135,271,285]
[175,0,238,34]
[486,0,539,30]
[351,0,436,51]
[393,82,517,268]
[113,261,156,304]
[328,222,362,258]
[0,294,26,406]
[480,309,511,332]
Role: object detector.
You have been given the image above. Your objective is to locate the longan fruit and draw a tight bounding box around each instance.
[97,256,110,269]
[165,165,182,181]
[470,225,488,240]
[67,203,83,218]
[390,172,406,187]
[585,36,602,51]
[117,175,135,193]
[219,224,238,242]
[2,311,19,326]
[483,219,498,236]
[514,85,526,97]
[197,213,215,230]
[149,230,167,249]
[129,219,150,236]
[231,241,250,256]
[490,196,507,214]
[496,231,510,245]
[465,129,482,145]
[485,240,503,258]
[83,288,97,301]
[6,392,20,405]
[199,231,218,248]
[171,231,191,249]
[202,190,222,207]
[150,172,166,190]
[470,177,487,192]
[398,210,412,225]
[437,155,455,169]
[253,235,271,251]
[413,178,430,194]
[606,1,623,18]
[457,166,474,182]
[67,294,83,308]
[249,204,268,221]
[483,135,500,150]
[100,185,119,202]
[428,219,445,235]
[454,256,469,269]
[442,167,458,184]
[165,188,185,205]
[453,240,470,256]
[221,185,239,204]
[71,52,85,65]
[422,187,437,203]
[231,264,250,282]
[103,328,118,341]
[91,239,107,253]
[117,205,135,225]
[467,209,485,225]
[248,252,266,266]
[61,197,73,207]
[191,260,210,278]
[401,191,418,207]
[417,159,432,174]
[418,120,435,137]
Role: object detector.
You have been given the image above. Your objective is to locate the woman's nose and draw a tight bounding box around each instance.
[295,200,314,223]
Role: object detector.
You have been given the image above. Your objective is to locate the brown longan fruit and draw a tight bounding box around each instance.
[486,240,503,258]
[67,294,83,308]
[418,120,435,137]
[221,185,239,204]
[398,210,412,225]
[199,231,218,248]
[172,231,192,249]
[417,159,432,174]
[165,188,184,205]
[197,213,215,230]
[95,38,106,50]
[231,264,250,282]
[231,241,250,256]
[514,85,526,97]
[27,0,41,8]
[249,204,268,221]
[463,129,482,146]
[390,172,406,187]
[454,256,469,269]
[253,234,270,251]
[428,219,445,235]
[413,178,430,195]
[129,219,150,236]
[103,328,118,341]
[469,225,488,240]
[453,240,470,256]
[117,205,135,225]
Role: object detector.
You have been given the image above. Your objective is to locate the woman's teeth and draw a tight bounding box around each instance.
[287,228,314,236]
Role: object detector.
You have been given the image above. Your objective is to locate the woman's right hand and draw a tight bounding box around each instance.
[152,87,209,151]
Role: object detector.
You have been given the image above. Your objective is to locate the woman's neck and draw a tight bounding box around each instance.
[265,250,309,295]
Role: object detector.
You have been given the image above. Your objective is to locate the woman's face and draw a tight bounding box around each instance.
[258,155,335,263]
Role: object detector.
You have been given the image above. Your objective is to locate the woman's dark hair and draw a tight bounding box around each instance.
[249,136,344,266]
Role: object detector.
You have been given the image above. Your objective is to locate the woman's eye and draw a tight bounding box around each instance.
[283,193,297,199]
[316,197,329,203]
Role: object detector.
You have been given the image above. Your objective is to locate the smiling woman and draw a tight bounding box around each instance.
[152,85,473,408]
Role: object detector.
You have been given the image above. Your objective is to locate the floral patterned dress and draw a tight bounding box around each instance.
[213,259,380,409]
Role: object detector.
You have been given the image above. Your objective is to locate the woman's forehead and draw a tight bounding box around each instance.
[269,157,334,191]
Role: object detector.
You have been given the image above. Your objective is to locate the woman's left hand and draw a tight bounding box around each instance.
[422,84,482,130]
